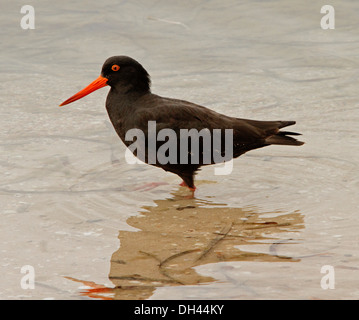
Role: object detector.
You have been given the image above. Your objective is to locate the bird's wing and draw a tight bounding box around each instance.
[130,95,303,168]
[136,95,267,141]
[133,95,273,160]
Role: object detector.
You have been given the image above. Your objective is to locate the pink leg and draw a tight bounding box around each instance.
[179,180,196,192]
[179,181,187,187]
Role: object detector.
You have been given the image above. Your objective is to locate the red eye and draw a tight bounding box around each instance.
[112,65,120,71]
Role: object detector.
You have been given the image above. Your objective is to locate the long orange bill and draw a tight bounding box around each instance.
[59,75,108,106]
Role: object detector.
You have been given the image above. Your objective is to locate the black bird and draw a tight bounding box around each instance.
[60,56,304,191]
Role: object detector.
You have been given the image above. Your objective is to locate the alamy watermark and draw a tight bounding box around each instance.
[124,121,234,175]
[320,5,335,30]
[20,265,35,290]
[320,265,335,290]
[20,5,35,30]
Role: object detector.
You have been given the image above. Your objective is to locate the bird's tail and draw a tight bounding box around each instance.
[264,121,304,146]
[265,131,304,146]
[242,119,304,146]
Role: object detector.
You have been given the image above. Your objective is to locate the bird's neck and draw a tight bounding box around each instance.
[105,87,150,129]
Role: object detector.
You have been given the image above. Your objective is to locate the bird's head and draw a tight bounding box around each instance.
[59,56,150,106]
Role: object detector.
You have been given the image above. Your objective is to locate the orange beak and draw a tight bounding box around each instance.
[59,76,108,106]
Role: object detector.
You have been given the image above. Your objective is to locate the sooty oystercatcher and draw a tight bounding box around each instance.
[60,56,304,191]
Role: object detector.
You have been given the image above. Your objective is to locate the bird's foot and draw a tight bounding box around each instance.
[179,181,187,187]
[179,180,196,193]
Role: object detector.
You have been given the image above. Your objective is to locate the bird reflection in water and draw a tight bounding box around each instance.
[66,189,304,300]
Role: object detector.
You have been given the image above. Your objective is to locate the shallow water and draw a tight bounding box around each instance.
[1,0,359,299]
